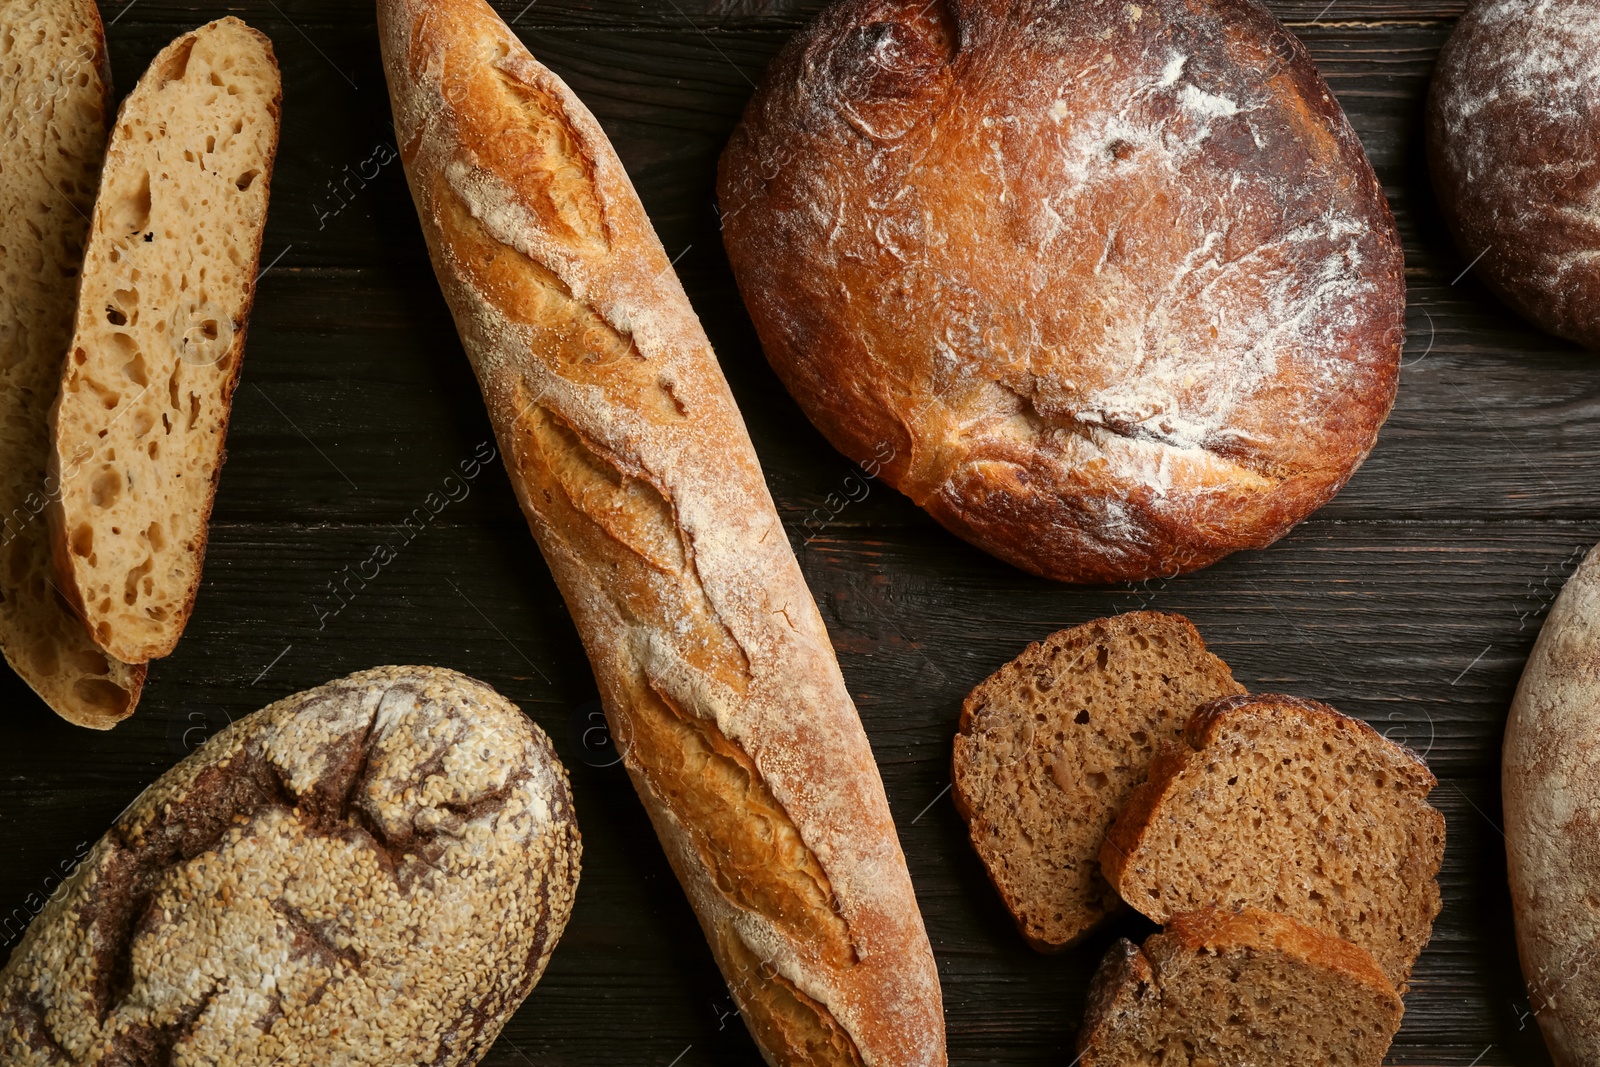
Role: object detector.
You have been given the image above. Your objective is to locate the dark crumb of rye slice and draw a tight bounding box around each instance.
[1100,693,1445,992]
[1077,906,1403,1067]
[951,612,1243,950]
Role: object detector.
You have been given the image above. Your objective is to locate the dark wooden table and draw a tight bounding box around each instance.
[0,0,1577,1063]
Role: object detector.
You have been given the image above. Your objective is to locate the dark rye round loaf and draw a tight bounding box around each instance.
[0,666,581,1066]
[1427,0,1600,350]
[719,0,1404,585]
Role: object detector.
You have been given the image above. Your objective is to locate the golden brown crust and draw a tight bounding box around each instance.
[1504,542,1600,1067]
[718,0,1403,585]
[1427,0,1600,350]
[1100,693,1444,991]
[46,17,282,664]
[377,1,944,1063]
[0,0,145,727]
[0,666,582,1066]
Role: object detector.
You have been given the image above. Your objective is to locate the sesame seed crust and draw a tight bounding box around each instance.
[0,665,581,1066]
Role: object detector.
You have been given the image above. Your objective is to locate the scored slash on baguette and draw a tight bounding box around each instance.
[1100,693,1446,992]
[46,16,281,665]
[951,612,1244,950]
[0,0,146,727]
[1077,907,1403,1067]
[377,0,946,1062]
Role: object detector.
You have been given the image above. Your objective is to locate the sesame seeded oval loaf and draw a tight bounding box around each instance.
[1077,906,1403,1067]
[1100,693,1444,992]
[0,0,146,727]
[0,665,582,1066]
[951,612,1243,950]
[47,16,281,664]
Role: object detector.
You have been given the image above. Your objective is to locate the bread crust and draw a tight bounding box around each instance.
[46,17,282,664]
[0,0,145,727]
[718,0,1404,585]
[1427,0,1600,350]
[0,666,582,1065]
[377,1,945,1062]
[1504,541,1600,1067]
[1100,693,1443,991]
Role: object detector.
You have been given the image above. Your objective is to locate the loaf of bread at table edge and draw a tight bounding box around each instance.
[0,666,582,1066]
[1505,542,1600,1067]
[0,0,146,727]
[377,1,945,1064]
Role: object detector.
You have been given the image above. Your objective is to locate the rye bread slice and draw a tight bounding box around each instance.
[0,0,146,727]
[47,17,280,663]
[1101,693,1445,991]
[951,612,1244,949]
[1077,906,1403,1067]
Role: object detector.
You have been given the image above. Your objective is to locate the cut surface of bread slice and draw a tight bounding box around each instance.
[48,16,280,663]
[1077,907,1402,1067]
[951,612,1244,949]
[1101,693,1445,991]
[0,0,145,727]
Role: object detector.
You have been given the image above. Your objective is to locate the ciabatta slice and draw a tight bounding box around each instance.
[1101,693,1445,991]
[48,16,281,663]
[1077,907,1402,1067]
[0,0,145,726]
[951,612,1243,950]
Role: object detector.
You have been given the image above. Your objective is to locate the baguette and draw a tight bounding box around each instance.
[0,0,144,726]
[47,17,281,664]
[378,1,945,1062]
[1504,542,1600,1067]
[0,666,582,1065]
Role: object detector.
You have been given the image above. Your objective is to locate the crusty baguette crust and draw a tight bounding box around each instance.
[0,666,581,1065]
[1101,692,1444,991]
[377,1,945,1063]
[46,17,281,663]
[1504,542,1600,1067]
[0,0,145,726]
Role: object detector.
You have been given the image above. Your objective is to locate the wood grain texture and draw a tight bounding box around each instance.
[0,1,1579,1064]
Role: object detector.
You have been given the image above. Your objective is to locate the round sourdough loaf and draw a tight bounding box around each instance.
[719,0,1404,584]
[0,666,581,1066]
[1428,0,1600,350]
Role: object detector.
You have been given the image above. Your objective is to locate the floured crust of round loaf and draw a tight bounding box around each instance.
[1077,906,1402,1067]
[951,612,1243,950]
[0,0,145,727]
[47,16,281,663]
[0,665,582,1066]
[718,0,1404,585]
[1504,542,1600,1067]
[377,0,945,1063]
[1427,0,1600,350]
[1101,694,1444,992]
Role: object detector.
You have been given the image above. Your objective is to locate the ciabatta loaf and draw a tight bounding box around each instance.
[1101,694,1445,992]
[378,0,945,1062]
[0,0,144,727]
[47,17,281,664]
[1078,907,1402,1067]
[0,666,581,1066]
[951,612,1243,950]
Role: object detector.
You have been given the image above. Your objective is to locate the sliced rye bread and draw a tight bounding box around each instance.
[47,17,280,663]
[951,612,1244,949]
[1077,906,1402,1067]
[0,0,146,726]
[1101,693,1445,991]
